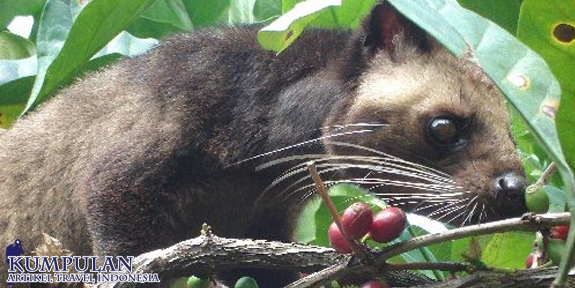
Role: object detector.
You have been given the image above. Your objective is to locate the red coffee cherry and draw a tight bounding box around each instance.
[370,207,407,243]
[525,253,535,269]
[551,225,569,241]
[328,222,352,253]
[341,202,373,240]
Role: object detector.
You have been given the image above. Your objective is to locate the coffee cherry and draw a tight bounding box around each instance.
[187,276,210,288]
[328,222,352,253]
[370,207,407,243]
[341,202,373,240]
[525,186,549,214]
[525,253,535,269]
[235,277,259,288]
[361,280,389,288]
[551,225,570,241]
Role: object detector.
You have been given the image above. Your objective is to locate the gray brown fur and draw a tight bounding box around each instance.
[0,3,526,287]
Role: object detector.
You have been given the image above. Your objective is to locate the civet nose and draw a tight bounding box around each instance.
[493,171,527,217]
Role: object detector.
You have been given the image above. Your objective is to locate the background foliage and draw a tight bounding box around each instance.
[1,0,574,284]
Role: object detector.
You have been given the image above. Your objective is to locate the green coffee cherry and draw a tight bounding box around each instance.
[525,185,549,214]
[235,277,259,288]
[187,276,210,288]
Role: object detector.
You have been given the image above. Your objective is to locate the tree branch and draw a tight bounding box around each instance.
[94,213,572,288]
[376,212,570,263]
[287,212,571,287]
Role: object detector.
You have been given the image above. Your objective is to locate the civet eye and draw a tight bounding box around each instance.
[426,116,470,152]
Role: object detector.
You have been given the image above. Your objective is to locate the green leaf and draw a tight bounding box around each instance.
[258,0,342,52]
[26,0,82,112]
[0,0,46,29]
[128,0,192,39]
[311,0,376,29]
[93,32,158,58]
[518,0,575,174]
[145,0,192,30]
[546,185,567,213]
[226,0,283,24]
[226,0,258,23]
[253,0,281,21]
[183,0,269,29]
[0,52,128,129]
[0,56,37,86]
[451,235,492,262]
[557,92,575,171]
[518,1,575,283]
[0,31,36,60]
[128,17,184,40]
[0,76,34,129]
[482,232,535,269]
[27,0,158,112]
[182,0,230,27]
[295,197,321,243]
[282,0,377,29]
[458,0,520,33]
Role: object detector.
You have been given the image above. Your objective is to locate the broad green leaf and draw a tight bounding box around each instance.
[482,232,534,269]
[0,77,34,128]
[547,185,567,213]
[94,32,158,58]
[283,0,377,29]
[327,183,386,207]
[295,197,321,243]
[557,93,575,171]
[26,0,82,113]
[225,0,258,23]
[0,52,127,129]
[182,0,230,27]
[253,0,282,21]
[0,31,36,60]
[518,1,575,283]
[0,0,45,29]
[451,235,493,262]
[0,56,35,128]
[0,56,37,86]
[27,0,158,112]
[143,0,192,30]
[407,214,448,235]
[402,225,445,280]
[128,0,192,39]
[518,0,575,175]
[128,17,185,40]
[258,0,341,52]
[312,194,352,248]
[458,0,520,34]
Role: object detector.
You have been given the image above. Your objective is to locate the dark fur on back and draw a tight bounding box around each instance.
[0,25,357,286]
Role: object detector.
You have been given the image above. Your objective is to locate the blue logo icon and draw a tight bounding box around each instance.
[5,239,24,286]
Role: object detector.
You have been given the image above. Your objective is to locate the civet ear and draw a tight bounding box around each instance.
[362,1,429,55]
